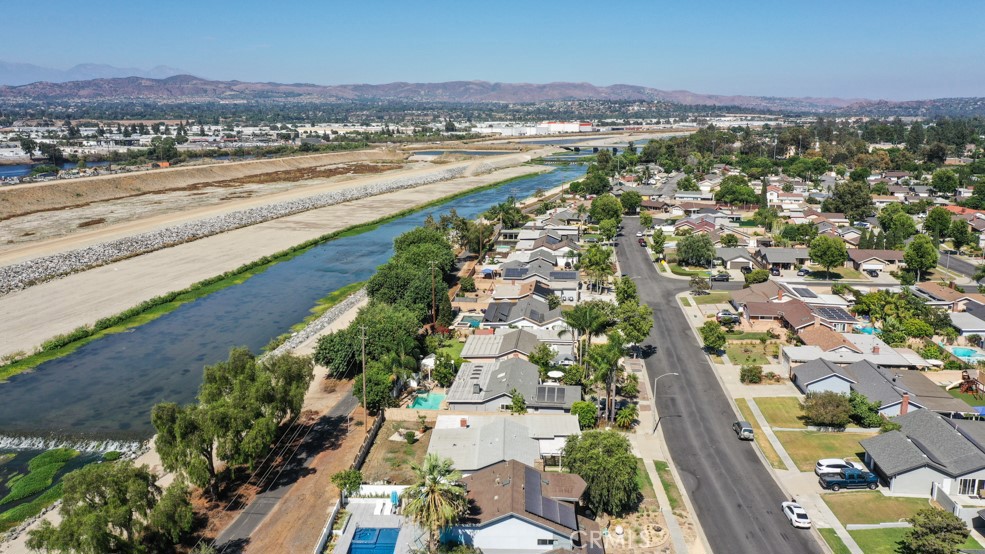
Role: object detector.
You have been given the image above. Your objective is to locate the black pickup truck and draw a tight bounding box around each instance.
[818,468,879,491]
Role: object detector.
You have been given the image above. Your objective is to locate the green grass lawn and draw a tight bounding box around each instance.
[693,292,731,305]
[848,527,981,554]
[670,264,709,276]
[725,343,774,366]
[652,460,684,511]
[806,266,863,280]
[680,297,692,307]
[774,431,876,472]
[735,399,785,470]
[438,339,465,361]
[754,397,806,429]
[726,332,773,341]
[947,387,985,407]
[823,492,929,525]
[818,528,852,554]
[636,458,656,502]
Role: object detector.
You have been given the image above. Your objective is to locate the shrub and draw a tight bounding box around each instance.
[744,269,769,285]
[404,431,417,445]
[102,451,122,462]
[620,374,639,398]
[880,420,902,433]
[739,365,763,384]
[459,277,476,293]
[801,391,851,428]
[570,401,598,429]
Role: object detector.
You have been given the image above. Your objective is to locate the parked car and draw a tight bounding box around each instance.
[797,268,811,276]
[770,267,781,276]
[716,310,739,324]
[740,266,753,274]
[942,249,959,255]
[818,468,879,491]
[781,502,812,529]
[639,238,647,247]
[710,272,730,282]
[636,231,644,237]
[865,269,879,278]
[732,420,754,440]
[814,458,866,476]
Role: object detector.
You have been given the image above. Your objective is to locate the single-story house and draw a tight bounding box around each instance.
[426,414,581,475]
[446,358,580,413]
[483,297,566,331]
[913,282,985,313]
[782,332,929,370]
[742,298,815,332]
[949,312,985,337]
[450,460,604,554]
[461,329,543,363]
[847,249,905,272]
[715,247,758,270]
[755,247,812,269]
[861,410,985,500]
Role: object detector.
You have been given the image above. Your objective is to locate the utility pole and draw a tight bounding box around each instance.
[429,260,438,331]
[360,325,368,427]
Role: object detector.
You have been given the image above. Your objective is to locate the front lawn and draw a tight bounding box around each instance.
[806,266,863,280]
[692,292,730,305]
[726,332,773,341]
[818,528,852,554]
[754,397,806,429]
[652,460,683,511]
[823,492,929,525]
[848,527,982,554]
[734,399,785,470]
[725,343,776,366]
[670,264,709,276]
[636,458,656,502]
[774,431,876,472]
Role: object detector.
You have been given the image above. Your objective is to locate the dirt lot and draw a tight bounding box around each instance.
[360,420,431,485]
[0,148,406,220]
[0,161,405,248]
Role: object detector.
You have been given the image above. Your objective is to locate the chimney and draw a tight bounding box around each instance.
[460,417,468,428]
[872,345,880,354]
[900,393,910,415]
[777,288,783,301]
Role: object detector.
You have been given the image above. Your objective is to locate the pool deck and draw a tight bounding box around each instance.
[335,501,424,554]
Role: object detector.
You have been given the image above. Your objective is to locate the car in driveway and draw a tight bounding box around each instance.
[716,310,740,324]
[740,266,753,274]
[797,267,811,276]
[865,269,879,278]
[781,502,812,529]
[710,272,730,282]
[770,267,781,276]
[814,458,865,475]
[818,468,879,491]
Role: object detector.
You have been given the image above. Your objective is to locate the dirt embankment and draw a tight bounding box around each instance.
[0,149,407,220]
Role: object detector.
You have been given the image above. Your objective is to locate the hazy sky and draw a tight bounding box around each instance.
[6,0,984,100]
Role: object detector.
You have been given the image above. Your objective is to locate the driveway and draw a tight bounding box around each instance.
[616,216,823,554]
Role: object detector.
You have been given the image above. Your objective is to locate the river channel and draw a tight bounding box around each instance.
[0,165,586,444]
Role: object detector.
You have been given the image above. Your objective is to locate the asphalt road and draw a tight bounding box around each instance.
[940,250,981,281]
[616,217,823,554]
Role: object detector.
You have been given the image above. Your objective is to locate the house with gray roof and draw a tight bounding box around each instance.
[426,414,580,474]
[446,358,580,413]
[755,247,812,269]
[715,247,758,270]
[461,329,543,363]
[861,410,985,502]
[482,297,566,331]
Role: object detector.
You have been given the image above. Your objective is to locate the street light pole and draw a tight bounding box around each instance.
[652,372,680,434]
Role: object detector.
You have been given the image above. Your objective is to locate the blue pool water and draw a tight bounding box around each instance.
[854,325,879,335]
[460,315,482,328]
[350,527,399,554]
[409,392,446,410]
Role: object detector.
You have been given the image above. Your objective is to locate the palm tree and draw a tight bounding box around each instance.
[586,339,623,423]
[615,403,639,429]
[561,302,614,362]
[403,454,468,551]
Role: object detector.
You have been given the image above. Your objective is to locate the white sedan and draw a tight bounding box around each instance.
[635,231,643,237]
[781,502,812,529]
[814,458,865,475]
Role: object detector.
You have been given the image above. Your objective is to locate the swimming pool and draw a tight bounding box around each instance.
[349,527,399,554]
[408,392,446,410]
[460,315,482,328]
[853,325,880,335]
[949,345,985,363]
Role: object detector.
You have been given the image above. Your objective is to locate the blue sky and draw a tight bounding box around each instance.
[6,0,983,100]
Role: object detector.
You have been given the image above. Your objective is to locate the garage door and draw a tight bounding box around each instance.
[728,260,752,269]
[861,262,884,271]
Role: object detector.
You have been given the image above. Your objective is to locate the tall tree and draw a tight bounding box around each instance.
[403,454,468,552]
[924,207,953,240]
[822,181,875,222]
[676,233,715,267]
[949,219,973,250]
[899,507,968,554]
[586,340,622,422]
[590,194,623,223]
[620,190,642,214]
[561,301,615,362]
[809,235,849,278]
[562,430,640,516]
[931,168,960,196]
[618,300,653,355]
[904,234,939,281]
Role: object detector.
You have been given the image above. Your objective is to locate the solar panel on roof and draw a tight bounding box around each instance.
[558,503,577,530]
[524,467,543,516]
[794,287,818,299]
[536,388,547,402]
[504,268,527,279]
[542,498,559,522]
[815,306,855,321]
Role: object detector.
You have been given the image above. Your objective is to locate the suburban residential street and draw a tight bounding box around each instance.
[615,216,824,554]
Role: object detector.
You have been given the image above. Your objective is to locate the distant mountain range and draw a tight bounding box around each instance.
[0,61,187,86]
[0,73,982,116]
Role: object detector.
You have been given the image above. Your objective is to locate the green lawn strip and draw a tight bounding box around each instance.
[818,528,852,554]
[679,297,692,307]
[774,430,876,472]
[635,458,656,501]
[670,264,708,276]
[843,528,980,554]
[0,482,63,532]
[734,398,785,469]
[0,171,544,381]
[822,492,929,525]
[724,343,771,366]
[806,266,863,280]
[0,449,78,506]
[652,460,683,511]
[692,292,730,305]
[725,332,772,341]
[753,397,807,429]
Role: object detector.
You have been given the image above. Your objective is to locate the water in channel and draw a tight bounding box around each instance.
[0,165,586,443]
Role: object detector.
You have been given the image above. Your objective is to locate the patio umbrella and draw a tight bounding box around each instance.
[390,489,399,507]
